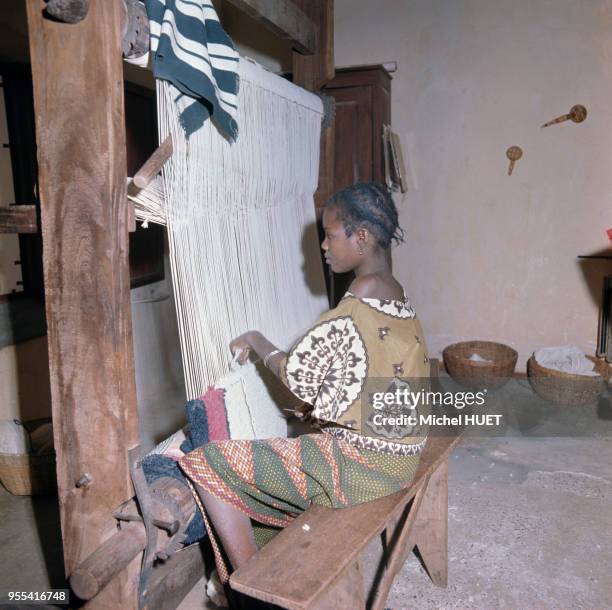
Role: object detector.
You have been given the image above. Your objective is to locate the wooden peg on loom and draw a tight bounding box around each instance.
[129,136,173,232]
[132,135,174,189]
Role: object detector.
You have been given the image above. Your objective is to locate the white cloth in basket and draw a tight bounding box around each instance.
[534,345,598,377]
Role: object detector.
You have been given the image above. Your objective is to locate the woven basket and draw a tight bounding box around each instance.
[527,355,608,406]
[442,341,518,389]
[0,451,57,496]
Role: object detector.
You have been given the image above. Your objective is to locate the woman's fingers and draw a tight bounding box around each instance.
[229,338,251,364]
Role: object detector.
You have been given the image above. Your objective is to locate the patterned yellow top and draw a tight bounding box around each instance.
[280,292,430,456]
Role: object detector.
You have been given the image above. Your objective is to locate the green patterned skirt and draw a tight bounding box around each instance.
[179,432,421,550]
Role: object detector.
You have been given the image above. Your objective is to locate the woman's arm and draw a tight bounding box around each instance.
[230,331,311,420]
[229,331,286,377]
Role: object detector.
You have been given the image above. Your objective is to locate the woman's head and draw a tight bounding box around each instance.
[321,182,404,273]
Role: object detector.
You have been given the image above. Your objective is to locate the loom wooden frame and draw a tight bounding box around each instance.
[16,1,333,609]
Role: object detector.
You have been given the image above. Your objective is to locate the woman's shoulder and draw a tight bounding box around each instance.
[348,273,404,301]
[341,279,416,321]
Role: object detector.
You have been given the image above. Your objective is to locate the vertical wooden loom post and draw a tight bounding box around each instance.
[25,0,140,607]
[292,0,335,211]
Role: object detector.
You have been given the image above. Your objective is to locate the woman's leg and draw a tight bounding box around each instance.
[195,483,258,569]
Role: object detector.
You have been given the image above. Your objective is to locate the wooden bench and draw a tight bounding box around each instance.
[230,431,463,609]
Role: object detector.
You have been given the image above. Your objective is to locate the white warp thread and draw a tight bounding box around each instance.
[134,58,328,400]
[128,177,166,227]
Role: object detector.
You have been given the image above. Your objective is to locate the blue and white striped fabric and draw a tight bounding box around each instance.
[145,0,240,140]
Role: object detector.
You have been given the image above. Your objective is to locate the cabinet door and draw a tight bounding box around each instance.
[330,85,373,191]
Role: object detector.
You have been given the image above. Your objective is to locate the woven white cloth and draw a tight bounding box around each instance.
[216,360,287,440]
[534,345,598,377]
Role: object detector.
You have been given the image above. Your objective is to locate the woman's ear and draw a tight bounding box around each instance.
[357,227,369,244]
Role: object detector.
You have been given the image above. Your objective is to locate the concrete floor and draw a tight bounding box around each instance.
[1,383,611,609]
[386,435,612,609]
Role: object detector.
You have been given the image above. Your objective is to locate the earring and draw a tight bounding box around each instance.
[358,245,364,255]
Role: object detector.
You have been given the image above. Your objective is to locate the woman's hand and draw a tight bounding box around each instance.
[229,331,255,364]
[229,331,283,370]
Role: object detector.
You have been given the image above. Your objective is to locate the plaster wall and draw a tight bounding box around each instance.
[0,337,51,421]
[335,0,612,368]
[130,248,184,402]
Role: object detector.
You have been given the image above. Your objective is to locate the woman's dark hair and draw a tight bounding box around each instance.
[325,182,404,249]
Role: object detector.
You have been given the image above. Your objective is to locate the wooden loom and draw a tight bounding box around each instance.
[3,2,460,609]
[2,1,334,608]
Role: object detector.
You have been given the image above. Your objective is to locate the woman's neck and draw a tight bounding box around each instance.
[354,250,391,278]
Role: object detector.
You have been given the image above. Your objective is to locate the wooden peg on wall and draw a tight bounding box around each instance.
[541,104,587,128]
[506,146,523,176]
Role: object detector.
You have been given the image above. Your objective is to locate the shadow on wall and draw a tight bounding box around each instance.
[0,333,51,422]
[577,249,612,310]
[301,219,329,301]
[131,249,185,403]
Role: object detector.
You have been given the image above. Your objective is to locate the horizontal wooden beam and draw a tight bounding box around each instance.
[292,0,334,89]
[0,205,38,234]
[224,0,316,54]
[142,543,206,610]
[70,522,146,601]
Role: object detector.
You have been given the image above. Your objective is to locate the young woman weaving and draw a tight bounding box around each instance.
[179,182,430,577]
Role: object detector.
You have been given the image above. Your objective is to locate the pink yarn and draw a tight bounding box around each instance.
[201,387,229,441]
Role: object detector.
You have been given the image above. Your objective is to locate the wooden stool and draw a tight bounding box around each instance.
[231,432,462,609]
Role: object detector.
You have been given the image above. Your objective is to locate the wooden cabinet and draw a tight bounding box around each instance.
[322,65,392,304]
[324,65,392,194]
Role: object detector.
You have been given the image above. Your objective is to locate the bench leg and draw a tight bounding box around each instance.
[310,559,365,610]
[412,458,448,587]
[370,458,449,610]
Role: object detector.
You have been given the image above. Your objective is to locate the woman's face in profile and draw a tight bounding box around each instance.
[321,207,360,274]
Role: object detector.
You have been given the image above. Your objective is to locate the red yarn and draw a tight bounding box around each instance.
[201,387,229,441]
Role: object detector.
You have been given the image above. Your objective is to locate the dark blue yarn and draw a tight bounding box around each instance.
[180,398,209,453]
[142,397,212,546]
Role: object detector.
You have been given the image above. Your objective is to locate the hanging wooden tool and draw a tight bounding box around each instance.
[541,104,587,128]
[506,146,523,176]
